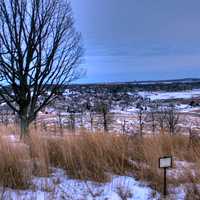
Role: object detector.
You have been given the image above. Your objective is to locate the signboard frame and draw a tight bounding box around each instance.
[159,156,172,169]
[158,155,173,197]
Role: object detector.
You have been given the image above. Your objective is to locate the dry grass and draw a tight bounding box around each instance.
[0,125,200,197]
[47,133,133,182]
[29,132,50,177]
[133,134,200,193]
[0,135,32,189]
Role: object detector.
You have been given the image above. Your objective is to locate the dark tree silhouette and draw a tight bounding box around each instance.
[0,0,83,137]
[136,101,147,137]
[165,104,180,135]
[95,98,112,132]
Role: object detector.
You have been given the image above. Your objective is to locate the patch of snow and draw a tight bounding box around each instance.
[168,161,196,180]
[170,185,186,200]
[138,89,200,100]
[127,107,139,113]
[1,168,159,200]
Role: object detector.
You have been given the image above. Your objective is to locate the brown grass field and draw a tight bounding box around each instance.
[0,125,200,198]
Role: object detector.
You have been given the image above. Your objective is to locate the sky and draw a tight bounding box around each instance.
[71,0,200,83]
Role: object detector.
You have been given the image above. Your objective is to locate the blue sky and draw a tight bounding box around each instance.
[71,0,200,83]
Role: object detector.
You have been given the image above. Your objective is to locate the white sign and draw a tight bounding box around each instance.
[159,156,172,168]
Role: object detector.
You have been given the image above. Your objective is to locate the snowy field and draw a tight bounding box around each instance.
[138,89,200,100]
[0,133,194,200]
[1,168,159,200]
[0,160,194,200]
[1,166,192,200]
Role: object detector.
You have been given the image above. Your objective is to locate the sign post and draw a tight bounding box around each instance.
[159,156,172,197]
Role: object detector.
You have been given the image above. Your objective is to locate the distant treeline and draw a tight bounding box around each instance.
[2,79,200,97]
[64,80,200,94]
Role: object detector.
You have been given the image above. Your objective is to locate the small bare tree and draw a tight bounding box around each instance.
[56,111,63,135]
[88,111,95,132]
[188,126,200,148]
[85,98,95,132]
[0,0,83,137]
[146,103,158,134]
[121,119,128,134]
[156,104,167,133]
[95,99,112,132]
[165,104,180,135]
[136,101,147,137]
[68,111,76,132]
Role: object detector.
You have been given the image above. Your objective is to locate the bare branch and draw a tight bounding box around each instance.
[0,0,83,135]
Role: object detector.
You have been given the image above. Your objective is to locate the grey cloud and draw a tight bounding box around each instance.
[71,0,200,83]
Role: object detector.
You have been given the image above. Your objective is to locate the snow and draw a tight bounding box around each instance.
[1,168,159,200]
[111,106,139,115]
[138,89,200,100]
[168,161,196,180]
[127,107,140,113]
[170,186,186,200]
[111,103,200,115]
[175,104,200,112]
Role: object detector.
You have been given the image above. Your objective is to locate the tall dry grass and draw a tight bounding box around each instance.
[47,133,133,182]
[0,125,200,196]
[0,134,32,189]
[134,134,200,193]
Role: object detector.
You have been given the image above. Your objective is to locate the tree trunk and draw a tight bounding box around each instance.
[103,112,108,132]
[20,116,30,139]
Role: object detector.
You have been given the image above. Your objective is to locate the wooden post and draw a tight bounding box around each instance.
[159,156,173,198]
[163,167,167,197]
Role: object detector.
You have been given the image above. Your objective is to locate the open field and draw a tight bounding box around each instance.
[37,85,200,135]
[0,82,200,199]
[0,125,199,199]
[1,81,200,134]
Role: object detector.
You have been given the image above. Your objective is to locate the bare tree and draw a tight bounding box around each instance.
[88,111,95,132]
[96,99,112,132]
[136,101,147,137]
[146,103,158,134]
[0,0,83,137]
[188,126,200,149]
[85,97,95,132]
[165,104,180,135]
[121,119,127,134]
[56,111,63,135]
[156,104,167,133]
[67,111,76,132]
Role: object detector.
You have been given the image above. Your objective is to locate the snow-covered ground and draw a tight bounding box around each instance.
[111,103,200,115]
[138,89,200,100]
[0,134,197,200]
[176,104,200,113]
[1,162,195,200]
[1,168,160,200]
